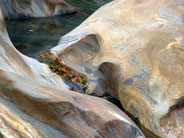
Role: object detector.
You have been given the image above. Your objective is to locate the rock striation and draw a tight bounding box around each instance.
[0,8,144,138]
[50,0,184,137]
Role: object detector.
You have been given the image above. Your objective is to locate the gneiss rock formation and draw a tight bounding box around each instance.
[50,0,184,137]
[0,9,144,138]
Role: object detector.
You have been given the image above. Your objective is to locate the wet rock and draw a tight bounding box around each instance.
[0,9,144,138]
[50,0,184,137]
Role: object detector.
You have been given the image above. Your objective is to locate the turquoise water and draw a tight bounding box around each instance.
[5,13,86,60]
[5,1,105,60]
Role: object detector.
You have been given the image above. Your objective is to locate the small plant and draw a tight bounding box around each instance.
[39,50,89,94]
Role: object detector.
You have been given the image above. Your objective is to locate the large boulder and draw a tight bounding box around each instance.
[0,9,144,138]
[50,0,184,137]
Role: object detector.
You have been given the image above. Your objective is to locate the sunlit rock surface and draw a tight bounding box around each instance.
[0,0,76,19]
[50,0,184,137]
[0,8,144,138]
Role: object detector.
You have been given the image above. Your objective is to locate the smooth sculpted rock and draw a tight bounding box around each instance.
[0,0,76,19]
[0,9,144,138]
[50,0,184,137]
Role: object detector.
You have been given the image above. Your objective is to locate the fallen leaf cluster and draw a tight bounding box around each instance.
[40,50,89,94]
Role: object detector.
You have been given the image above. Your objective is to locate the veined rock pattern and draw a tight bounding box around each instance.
[50,0,184,137]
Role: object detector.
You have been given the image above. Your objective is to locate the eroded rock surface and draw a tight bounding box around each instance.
[0,9,144,138]
[50,0,184,137]
[0,0,76,18]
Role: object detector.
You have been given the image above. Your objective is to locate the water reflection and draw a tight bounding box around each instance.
[5,12,88,59]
